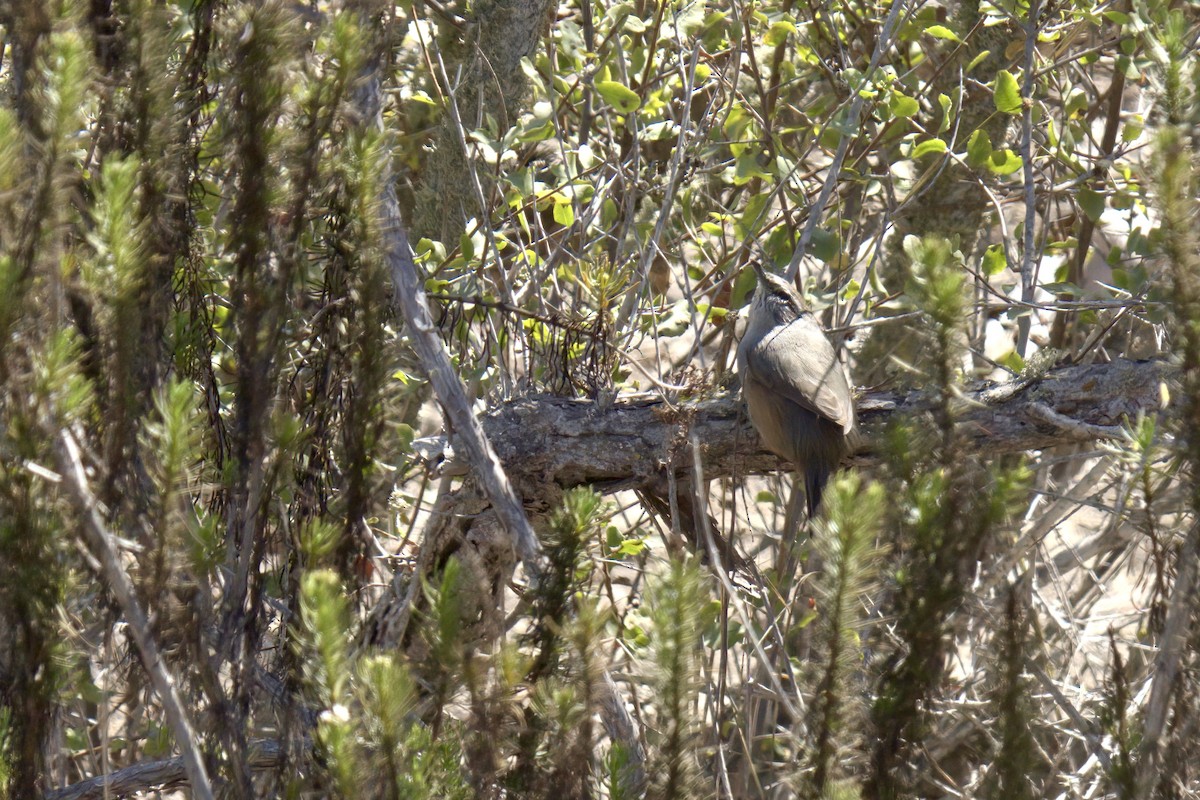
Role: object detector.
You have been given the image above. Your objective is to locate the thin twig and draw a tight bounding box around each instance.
[1024,658,1111,771]
[690,434,805,721]
[614,32,702,335]
[785,0,909,282]
[363,40,648,779]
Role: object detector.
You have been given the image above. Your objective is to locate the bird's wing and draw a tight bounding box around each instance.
[743,316,855,434]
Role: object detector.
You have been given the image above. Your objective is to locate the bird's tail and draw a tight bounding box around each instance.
[805,465,831,521]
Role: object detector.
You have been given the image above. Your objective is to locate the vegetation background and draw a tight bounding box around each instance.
[0,0,1197,797]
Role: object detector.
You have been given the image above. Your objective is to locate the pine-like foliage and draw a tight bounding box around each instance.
[296,567,472,799]
[646,559,705,800]
[802,473,885,798]
[869,235,1029,798]
[982,588,1038,800]
[1141,6,1200,796]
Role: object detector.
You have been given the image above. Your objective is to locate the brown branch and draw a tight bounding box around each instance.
[478,358,1168,492]
[362,358,1164,699]
[45,740,283,800]
[1136,520,1200,795]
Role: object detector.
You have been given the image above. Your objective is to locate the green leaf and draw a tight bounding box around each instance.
[595,80,641,113]
[468,130,500,163]
[1078,187,1105,223]
[794,608,818,629]
[1065,89,1090,118]
[998,350,1025,372]
[734,150,772,184]
[606,526,623,550]
[966,129,992,167]
[810,227,841,262]
[696,303,728,322]
[723,102,754,141]
[911,138,947,158]
[764,20,796,46]
[889,93,920,118]
[982,244,1007,276]
[737,192,773,238]
[416,238,447,262]
[515,117,556,143]
[606,3,646,33]
[924,24,961,41]
[552,198,575,227]
[842,68,869,97]
[395,423,415,452]
[994,69,1023,114]
[966,49,992,72]
[937,93,953,133]
[506,167,535,197]
[65,728,88,751]
[618,538,647,556]
[987,148,1024,175]
[1041,281,1082,297]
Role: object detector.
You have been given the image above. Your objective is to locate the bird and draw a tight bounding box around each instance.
[736,261,855,519]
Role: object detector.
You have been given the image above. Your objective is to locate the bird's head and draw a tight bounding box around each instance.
[748,261,806,325]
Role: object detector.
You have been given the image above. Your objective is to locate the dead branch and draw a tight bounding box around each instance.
[45,740,282,800]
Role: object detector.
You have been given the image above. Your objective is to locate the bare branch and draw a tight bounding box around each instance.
[46,740,283,800]
[354,51,541,571]
[1016,0,1042,357]
[1026,402,1128,439]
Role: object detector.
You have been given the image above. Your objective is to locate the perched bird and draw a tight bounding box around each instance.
[737,261,854,519]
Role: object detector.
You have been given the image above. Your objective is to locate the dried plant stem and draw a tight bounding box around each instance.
[53,430,214,800]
